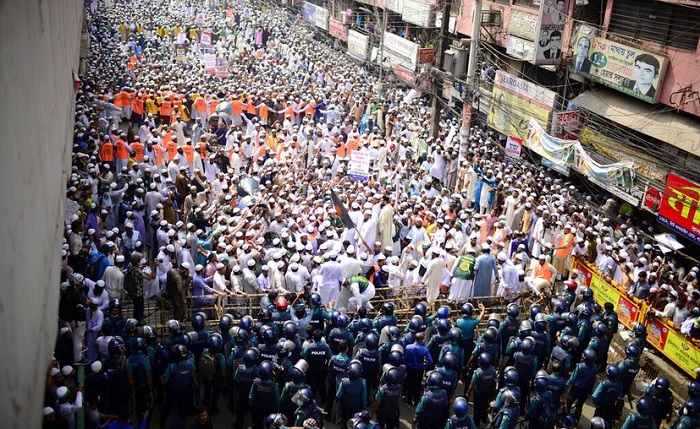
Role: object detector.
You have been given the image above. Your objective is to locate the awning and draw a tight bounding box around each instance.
[573,89,700,158]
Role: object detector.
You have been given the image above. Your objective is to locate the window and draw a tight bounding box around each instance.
[609,0,700,51]
[513,0,539,10]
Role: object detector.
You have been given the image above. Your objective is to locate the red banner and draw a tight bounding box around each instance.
[394,65,416,84]
[644,187,662,213]
[328,19,348,41]
[419,48,435,64]
[646,317,670,350]
[657,173,700,244]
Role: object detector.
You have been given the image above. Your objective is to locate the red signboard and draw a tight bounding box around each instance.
[617,294,639,329]
[643,186,662,213]
[328,19,348,41]
[462,103,472,128]
[394,65,416,84]
[657,173,700,244]
[646,317,670,350]
[419,48,435,64]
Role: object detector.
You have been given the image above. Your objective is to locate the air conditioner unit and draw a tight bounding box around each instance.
[443,49,456,75]
[481,10,502,26]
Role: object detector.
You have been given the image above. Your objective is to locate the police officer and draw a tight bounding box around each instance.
[374,302,398,332]
[435,352,460,398]
[336,360,368,423]
[413,372,449,429]
[587,321,609,372]
[642,377,674,428]
[233,349,259,429]
[218,314,234,344]
[466,326,500,383]
[592,365,624,426]
[272,296,293,333]
[309,293,332,333]
[301,329,332,407]
[126,337,153,421]
[620,397,657,429]
[427,319,452,368]
[258,325,281,364]
[631,322,648,350]
[445,397,476,429]
[455,302,485,358]
[546,299,568,346]
[250,361,281,429]
[328,313,355,355]
[528,372,556,429]
[513,337,538,411]
[104,338,130,415]
[200,333,225,415]
[325,339,351,417]
[531,313,550,371]
[671,399,700,429]
[280,360,311,422]
[356,332,381,400]
[601,302,618,368]
[547,363,566,413]
[226,327,250,410]
[372,367,402,429]
[565,348,599,422]
[160,344,197,428]
[189,312,211,366]
[292,387,324,427]
[492,389,521,429]
[498,303,520,356]
[440,328,465,376]
[618,343,641,402]
[379,326,402,365]
[549,335,576,377]
[465,352,497,427]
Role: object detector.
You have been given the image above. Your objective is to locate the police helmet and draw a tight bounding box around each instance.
[414,302,428,317]
[358,318,371,332]
[504,367,519,385]
[235,327,250,343]
[291,387,313,407]
[437,319,452,335]
[606,364,621,381]
[388,350,402,366]
[688,380,700,397]
[385,367,401,385]
[243,349,258,366]
[348,360,363,380]
[133,337,146,353]
[567,312,579,327]
[534,313,547,331]
[427,371,443,388]
[276,297,288,312]
[518,320,532,337]
[484,327,498,343]
[529,304,542,320]
[506,303,520,318]
[636,397,652,415]
[633,322,647,337]
[565,336,580,350]
[478,352,492,368]
[259,308,273,322]
[534,376,548,392]
[219,314,233,332]
[310,293,322,306]
[654,377,670,390]
[108,337,125,356]
[381,302,395,316]
[259,360,274,379]
[520,337,535,354]
[594,321,608,337]
[191,313,206,332]
[441,352,458,371]
[167,319,182,334]
[387,325,401,341]
[589,417,607,429]
[125,318,138,331]
[582,348,597,363]
[173,344,188,360]
[437,305,451,319]
[448,327,463,343]
[261,326,277,344]
[461,303,474,317]
[408,315,424,333]
[207,333,223,353]
[582,288,594,300]
[336,313,349,328]
[364,333,379,351]
[453,397,469,417]
[330,310,341,326]
[264,412,288,429]
[109,299,122,310]
[683,399,700,417]
[239,315,254,331]
[283,321,297,339]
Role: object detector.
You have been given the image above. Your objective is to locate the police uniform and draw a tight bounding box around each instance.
[301,340,332,405]
[414,388,449,429]
[375,381,401,429]
[233,364,258,429]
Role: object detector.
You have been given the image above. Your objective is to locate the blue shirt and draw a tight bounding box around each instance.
[405,342,433,369]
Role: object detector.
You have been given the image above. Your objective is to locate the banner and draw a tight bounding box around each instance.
[401,0,434,28]
[419,48,435,64]
[551,110,580,138]
[644,312,700,378]
[534,0,570,65]
[200,31,212,46]
[315,6,329,31]
[572,28,668,103]
[347,30,369,60]
[301,1,316,23]
[504,136,522,160]
[215,58,229,78]
[328,19,348,41]
[383,32,419,71]
[658,173,700,244]
[203,53,216,74]
[348,150,371,180]
[488,71,557,140]
[571,259,640,330]
[174,44,188,62]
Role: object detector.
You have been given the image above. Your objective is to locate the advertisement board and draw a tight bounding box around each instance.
[385,0,404,13]
[301,1,316,23]
[508,10,539,41]
[315,6,329,31]
[383,32,419,71]
[551,110,580,138]
[658,173,700,245]
[419,48,435,64]
[401,0,434,28]
[506,35,536,62]
[572,30,668,103]
[348,150,371,180]
[534,0,570,65]
[347,30,369,60]
[505,136,522,160]
[329,19,348,41]
[644,313,700,378]
[487,70,557,139]
[643,186,662,213]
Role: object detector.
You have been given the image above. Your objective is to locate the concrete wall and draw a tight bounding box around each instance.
[0,0,84,427]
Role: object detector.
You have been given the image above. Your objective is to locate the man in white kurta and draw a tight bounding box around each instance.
[319,253,345,305]
[358,210,377,254]
[377,197,395,249]
[422,249,446,304]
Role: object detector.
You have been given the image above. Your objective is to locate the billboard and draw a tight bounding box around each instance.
[401,0,434,28]
[315,6,329,31]
[329,19,348,41]
[658,173,700,244]
[487,70,557,139]
[301,2,316,23]
[572,29,668,103]
[347,30,369,60]
[534,0,570,65]
[383,32,419,71]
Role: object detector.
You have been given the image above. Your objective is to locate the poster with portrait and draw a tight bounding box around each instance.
[534,0,570,65]
[571,29,668,103]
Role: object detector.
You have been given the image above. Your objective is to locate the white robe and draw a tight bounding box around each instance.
[422,257,446,303]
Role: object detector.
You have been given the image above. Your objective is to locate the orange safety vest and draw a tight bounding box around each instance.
[282,105,294,119]
[163,131,173,147]
[306,102,315,118]
[160,100,172,117]
[368,265,380,283]
[208,100,220,116]
[131,142,144,161]
[114,91,129,107]
[556,233,575,259]
[194,97,207,113]
[259,103,269,119]
[115,140,129,160]
[246,97,256,116]
[336,139,347,157]
[166,141,178,160]
[346,139,359,156]
[183,145,194,164]
[172,98,183,115]
[534,262,553,282]
[197,142,209,158]
[152,145,164,165]
[132,97,144,115]
[231,99,244,115]
[99,142,114,162]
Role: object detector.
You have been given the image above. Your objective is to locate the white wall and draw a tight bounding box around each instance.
[0,0,84,426]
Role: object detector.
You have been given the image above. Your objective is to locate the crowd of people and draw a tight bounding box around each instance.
[45,0,700,428]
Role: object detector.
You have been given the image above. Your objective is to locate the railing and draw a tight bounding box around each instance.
[572,257,700,378]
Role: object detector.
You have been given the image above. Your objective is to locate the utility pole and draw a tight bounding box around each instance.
[361,6,385,96]
[466,0,482,85]
[430,0,452,139]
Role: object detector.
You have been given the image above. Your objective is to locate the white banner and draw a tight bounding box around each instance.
[348,150,371,180]
[401,0,434,28]
[347,30,369,60]
[383,32,419,71]
[385,0,404,14]
[200,31,212,46]
[315,6,329,31]
[505,136,523,160]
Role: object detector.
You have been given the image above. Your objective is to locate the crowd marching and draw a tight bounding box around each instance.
[46,0,700,428]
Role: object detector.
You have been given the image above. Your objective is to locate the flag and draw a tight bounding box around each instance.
[330,189,355,229]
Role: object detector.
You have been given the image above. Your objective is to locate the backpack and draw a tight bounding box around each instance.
[85,254,105,281]
[199,351,216,382]
[537,393,557,429]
